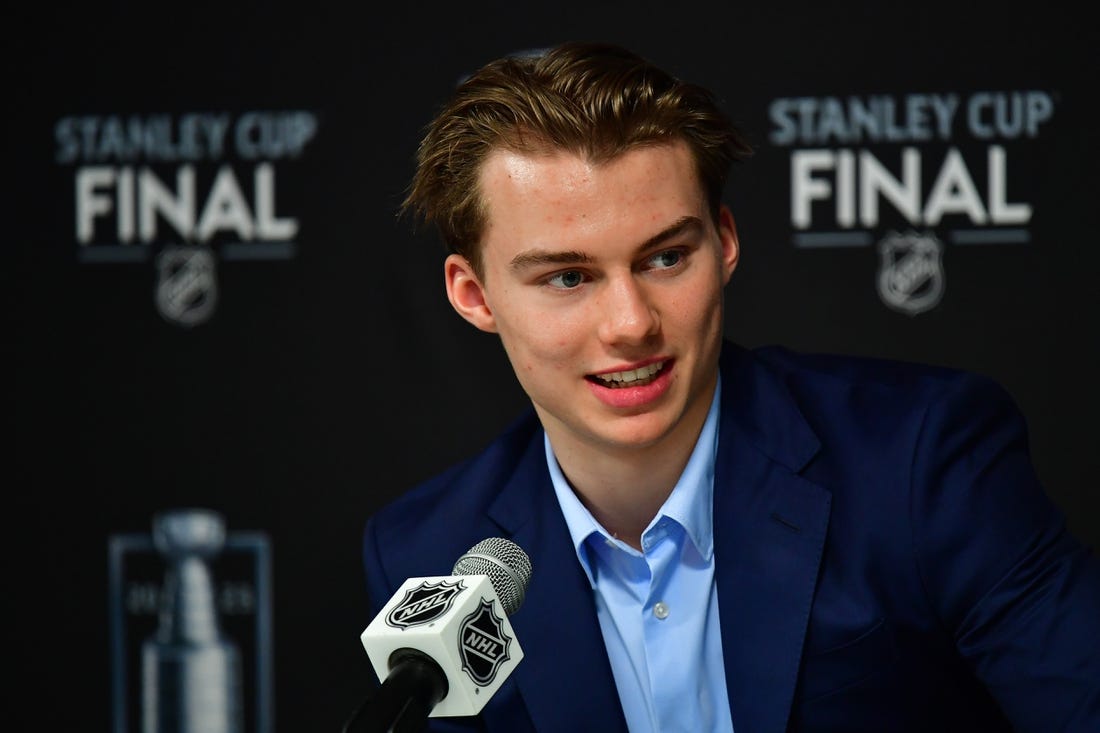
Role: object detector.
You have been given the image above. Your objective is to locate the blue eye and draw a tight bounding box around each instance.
[547,270,585,289]
[649,250,683,269]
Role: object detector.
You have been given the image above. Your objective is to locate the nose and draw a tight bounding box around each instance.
[596,274,660,345]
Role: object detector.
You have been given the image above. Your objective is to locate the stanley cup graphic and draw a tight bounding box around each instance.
[141,509,244,733]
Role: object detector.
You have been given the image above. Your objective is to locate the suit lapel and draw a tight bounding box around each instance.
[715,344,832,733]
[488,432,629,732]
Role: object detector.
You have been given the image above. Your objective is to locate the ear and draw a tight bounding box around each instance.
[717,205,740,285]
[444,253,498,333]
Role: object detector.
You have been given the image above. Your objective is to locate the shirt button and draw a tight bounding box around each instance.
[653,601,670,620]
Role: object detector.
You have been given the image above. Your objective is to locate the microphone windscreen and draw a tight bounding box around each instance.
[452,537,532,614]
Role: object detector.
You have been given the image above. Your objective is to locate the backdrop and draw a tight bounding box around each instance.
[9,2,1098,731]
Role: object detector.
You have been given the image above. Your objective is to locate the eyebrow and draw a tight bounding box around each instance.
[508,216,704,271]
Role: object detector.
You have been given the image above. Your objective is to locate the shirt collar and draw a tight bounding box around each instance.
[546,377,722,583]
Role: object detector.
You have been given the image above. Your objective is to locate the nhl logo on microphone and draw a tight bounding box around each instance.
[458,599,512,685]
[362,574,525,717]
[386,579,465,629]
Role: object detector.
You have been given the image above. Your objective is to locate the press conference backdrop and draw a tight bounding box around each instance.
[8,2,1097,731]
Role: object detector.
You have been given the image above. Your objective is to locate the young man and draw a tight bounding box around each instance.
[362,41,1100,732]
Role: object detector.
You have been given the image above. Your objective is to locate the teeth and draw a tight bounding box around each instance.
[595,361,664,387]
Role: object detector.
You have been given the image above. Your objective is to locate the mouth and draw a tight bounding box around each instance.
[587,360,667,389]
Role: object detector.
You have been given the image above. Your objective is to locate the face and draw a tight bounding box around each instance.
[445,141,739,458]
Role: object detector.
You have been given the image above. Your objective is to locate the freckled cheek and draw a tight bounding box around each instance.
[666,286,722,332]
[523,315,586,364]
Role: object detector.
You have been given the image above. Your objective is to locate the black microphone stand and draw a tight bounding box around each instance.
[341,649,450,733]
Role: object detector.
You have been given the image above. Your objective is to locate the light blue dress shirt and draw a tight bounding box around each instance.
[545,380,733,732]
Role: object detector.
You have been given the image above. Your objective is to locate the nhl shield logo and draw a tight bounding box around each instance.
[385,579,465,629]
[155,246,219,327]
[876,230,945,316]
[458,598,512,686]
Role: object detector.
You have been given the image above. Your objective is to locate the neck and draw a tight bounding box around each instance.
[567,454,683,551]
[546,394,714,551]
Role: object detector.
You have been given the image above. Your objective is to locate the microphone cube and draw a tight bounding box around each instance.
[361,574,524,717]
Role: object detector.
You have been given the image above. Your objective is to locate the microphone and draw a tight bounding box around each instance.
[345,538,533,732]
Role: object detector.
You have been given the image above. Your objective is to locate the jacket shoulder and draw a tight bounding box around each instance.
[749,342,995,391]
[720,341,1028,494]
[741,342,1020,423]
[362,409,542,611]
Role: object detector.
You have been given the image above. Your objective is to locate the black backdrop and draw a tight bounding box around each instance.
[8,3,1098,731]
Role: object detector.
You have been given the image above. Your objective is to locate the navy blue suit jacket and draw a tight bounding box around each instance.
[362,342,1100,732]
